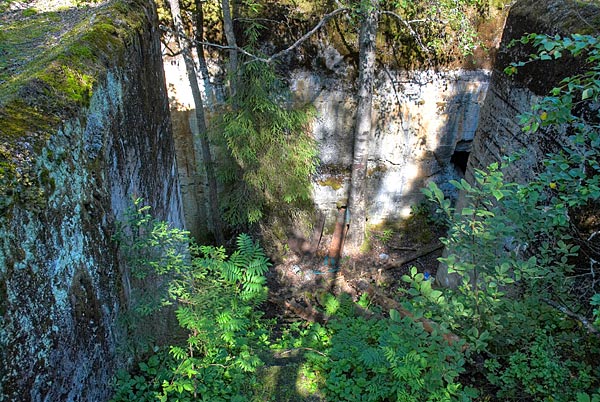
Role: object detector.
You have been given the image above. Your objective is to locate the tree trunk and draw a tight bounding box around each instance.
[168,0,224,244]
[345,0,379,254]
[194,0,220,106]
[221,0,239,97]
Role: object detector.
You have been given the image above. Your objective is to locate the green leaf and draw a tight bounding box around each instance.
[543,41,555,51]
[491,189,504,200]
[577,393,591,402]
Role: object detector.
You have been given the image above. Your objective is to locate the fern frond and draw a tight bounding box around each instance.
[359,347,385,368]
[236,233,255,256]
[170,345,188,360]
[176,306,199,330]
[246,257,270,277]
[216,311,233,327]
[221,261,243,284]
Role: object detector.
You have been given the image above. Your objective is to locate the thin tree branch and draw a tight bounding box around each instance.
[197,7,349,65]
[358,280,466,349]
[266,7,349,62]
[542,298,600,338]
[379,60,402,106]
[235,17,283,24]
[381,10,430,54]
[383,243,444,270]
[163,44,183,58]
[194,41,270,63]
[278,347,329,358]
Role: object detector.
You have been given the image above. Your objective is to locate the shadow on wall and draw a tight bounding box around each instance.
[364,69,489,226]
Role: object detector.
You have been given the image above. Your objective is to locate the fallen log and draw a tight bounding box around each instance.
[383,243,444,270]
[284,299,329,324]
[543,298,600,339]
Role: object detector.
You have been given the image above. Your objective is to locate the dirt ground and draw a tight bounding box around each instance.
[264,213,447,322]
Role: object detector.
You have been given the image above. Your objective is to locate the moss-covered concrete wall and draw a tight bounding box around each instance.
[0,1,183,400]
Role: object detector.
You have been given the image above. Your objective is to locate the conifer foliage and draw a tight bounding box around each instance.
[215,58,318,226]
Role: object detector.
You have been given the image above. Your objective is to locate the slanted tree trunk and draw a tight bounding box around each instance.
[345,0,380,254]
[168,0,224,244]
[221,0,239,97]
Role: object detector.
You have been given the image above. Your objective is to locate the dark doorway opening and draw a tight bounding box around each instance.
[451,150,470,175]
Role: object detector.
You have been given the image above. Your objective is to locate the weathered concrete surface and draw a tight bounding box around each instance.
[163,5,507,237]
[165,62,491,233]
[296,68,490,226]
[162,60,212,241]
[0,1,182,400]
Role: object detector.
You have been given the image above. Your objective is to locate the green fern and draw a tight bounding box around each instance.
[221,260,243,284]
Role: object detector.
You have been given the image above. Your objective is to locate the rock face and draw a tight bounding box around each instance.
[467,0,600,181]
[0,1,182,400]
[436,0,600,288]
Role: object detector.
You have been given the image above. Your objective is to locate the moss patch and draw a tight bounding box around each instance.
[369,208,437,248]
[316,164,350,191]
[0,0,144,141]
[256,350,326,401]
[0,0,147,213]
[316,176,343,191]
[367,164,387,177]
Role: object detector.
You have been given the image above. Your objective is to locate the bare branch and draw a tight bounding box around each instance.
[162,41,183,58]
[197,7,349,65]
[543,298,600,339]
[195,41,270,63]
[278,347,330,358]
[235,17,283,24]
[266,7,349,62]
[381,10,430,54]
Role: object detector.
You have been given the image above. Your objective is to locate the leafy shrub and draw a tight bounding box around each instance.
[297,294,476,402]
[111,201,273,401]
[113,197,192,354]
[485,329,594,401]
[418,33,600,401]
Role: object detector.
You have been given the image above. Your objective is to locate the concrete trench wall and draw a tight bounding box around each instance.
[165,60,492,234]
[0,1,183,400]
